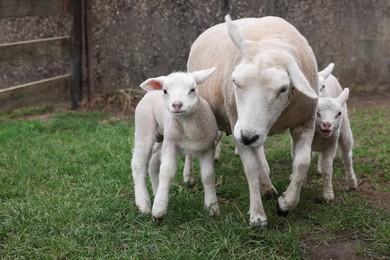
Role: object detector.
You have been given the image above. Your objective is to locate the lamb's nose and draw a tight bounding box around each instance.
[241,132,259,146]
[172,102,183,109]
[322,122,332,128]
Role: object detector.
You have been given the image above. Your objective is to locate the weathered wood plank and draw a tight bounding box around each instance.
[0,74,70,113]
[0,0,72,18]
[0,36,69,73]
[70,0,82,109]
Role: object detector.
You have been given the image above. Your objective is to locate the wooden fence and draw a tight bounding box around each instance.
[0,0,84,113]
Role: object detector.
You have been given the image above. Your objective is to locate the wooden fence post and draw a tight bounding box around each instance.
[84,0,95,103]
[70,0,83,110]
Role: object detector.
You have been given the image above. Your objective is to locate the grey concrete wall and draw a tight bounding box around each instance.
[1,0,389,94]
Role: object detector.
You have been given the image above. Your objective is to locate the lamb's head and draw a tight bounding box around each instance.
[316,88,349,137]
[225,15,318,147]
[318,63,334,94]
[140,68,216,116]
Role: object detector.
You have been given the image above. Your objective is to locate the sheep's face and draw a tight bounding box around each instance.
[162,73,198,116]
[225,15,318,148]
[315,88,349,138]
[316,98,343,137]
[232,63,292,147]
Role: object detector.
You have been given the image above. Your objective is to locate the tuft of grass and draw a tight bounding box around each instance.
[0,105,389,259]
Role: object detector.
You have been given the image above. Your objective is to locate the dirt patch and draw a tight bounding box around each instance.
[305,236,368,260]
[358,180,390,214]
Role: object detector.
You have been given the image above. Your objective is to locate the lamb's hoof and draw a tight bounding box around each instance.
[136,205,151,214]
[276,202,289,217]
[347,179,358,190]
[249,218,268,230]
[323,196,334,203]
[263,188,278,200]
[184,180,195,188]
[152,216,163,225]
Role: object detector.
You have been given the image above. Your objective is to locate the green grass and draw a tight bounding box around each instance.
[0,106,389,259]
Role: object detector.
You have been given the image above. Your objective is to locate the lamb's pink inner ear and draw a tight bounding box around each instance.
[150,80,163,90]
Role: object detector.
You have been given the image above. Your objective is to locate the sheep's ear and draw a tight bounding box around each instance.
[225,15,247,54]
[191,67,217,84]
[318,63,334,80]
[318,63,334,92]
[287,61,318,99]
[139,76,166,91]
[337,88,349,106]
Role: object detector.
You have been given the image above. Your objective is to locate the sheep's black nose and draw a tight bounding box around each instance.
[241,133,259,145]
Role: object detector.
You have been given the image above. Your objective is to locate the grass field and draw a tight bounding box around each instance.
[0,104,389,259]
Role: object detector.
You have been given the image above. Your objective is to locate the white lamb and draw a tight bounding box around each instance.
[312,63,358,201]
[131,68,220,221]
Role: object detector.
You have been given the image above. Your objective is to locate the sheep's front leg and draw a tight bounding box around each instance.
[236,144,268,227]
[277,125,314,215]
[320,148,337,202]
[131,139,155,213]
[198,148,220,216]
[149,143,162,195]
[183,155,195,187]
[338,121,357,190]
[152,142,178,221]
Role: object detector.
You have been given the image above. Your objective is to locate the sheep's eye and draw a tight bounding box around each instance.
[163,89,168,94]
[280,86,288,94]
[232,79,239,87]
[189,88,196,94]
[317,112,321,117]
[336,111,341,117]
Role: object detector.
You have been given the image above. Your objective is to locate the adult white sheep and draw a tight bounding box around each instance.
[313,63,358,201]
[187,15,319,227]
[131,68,220,221]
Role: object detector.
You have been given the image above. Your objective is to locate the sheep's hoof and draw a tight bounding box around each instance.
[346,178,358,190]
[249,218,268,230]
[276,202,289,217]
[184,180,195,188]
[152,216,163,225]
[263,188,278,200]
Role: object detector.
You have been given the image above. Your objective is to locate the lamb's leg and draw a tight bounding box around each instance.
[321,149,337,202]
[198,148,220,216]
[338,117,358,190]
[149,142,162,195]
[214,131,224,161]
[131,137,155,214]
[236,144,268,227]
[317,153,323,174]
[152,142,178,221]
[183,155,195,187]
[277,125,314,215]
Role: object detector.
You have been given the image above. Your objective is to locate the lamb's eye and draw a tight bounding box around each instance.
[317,112,321,117]
[163,89,168,94]
[280,86,288,93]
[189,88,195,94]
[336,111,341,117]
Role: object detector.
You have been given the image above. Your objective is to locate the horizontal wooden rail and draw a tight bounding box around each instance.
[0,74,71,113]
[0,36,69,72]
[0,0,72,18]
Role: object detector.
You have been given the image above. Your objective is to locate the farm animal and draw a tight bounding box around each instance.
[187,15,319,227]
[312,63,358,201]
[131,68,220,221]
